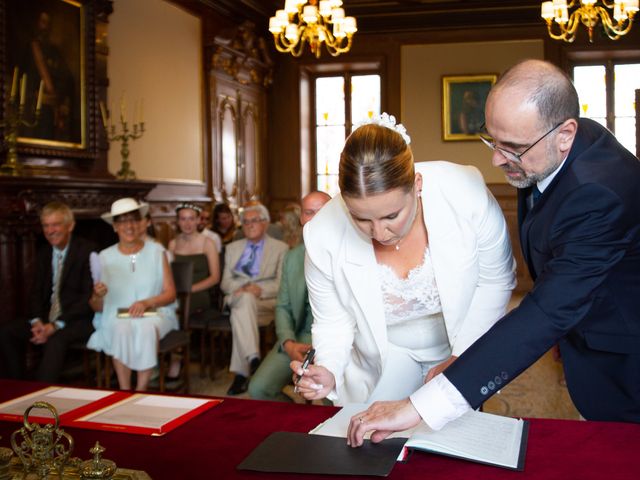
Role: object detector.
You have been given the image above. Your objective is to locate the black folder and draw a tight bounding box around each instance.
[237,431,406,477]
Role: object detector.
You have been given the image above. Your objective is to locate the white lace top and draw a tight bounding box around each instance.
[377,247,451,359]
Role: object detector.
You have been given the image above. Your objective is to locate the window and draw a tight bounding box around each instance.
[314,73,381,195]
[573,61,640,154]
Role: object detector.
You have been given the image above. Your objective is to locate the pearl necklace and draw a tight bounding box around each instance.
[129,253,138,272]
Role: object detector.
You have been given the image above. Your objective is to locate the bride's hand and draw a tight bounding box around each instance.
[290,361,335,401]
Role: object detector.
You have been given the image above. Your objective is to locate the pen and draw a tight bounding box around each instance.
[295,348,316,384]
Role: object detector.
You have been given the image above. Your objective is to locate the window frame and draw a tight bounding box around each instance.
[300,59,385,196]
[568,50,640,132]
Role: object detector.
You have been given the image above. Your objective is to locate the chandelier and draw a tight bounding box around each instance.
[541,0,638,42]
[269,0,357,58]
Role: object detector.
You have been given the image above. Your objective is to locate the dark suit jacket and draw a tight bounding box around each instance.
[445,118,640,423]
[29,235,95,329]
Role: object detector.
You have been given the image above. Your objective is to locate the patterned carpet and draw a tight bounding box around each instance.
[482,294,580,420]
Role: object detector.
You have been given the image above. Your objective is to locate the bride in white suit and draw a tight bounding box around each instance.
[293,114,516,405]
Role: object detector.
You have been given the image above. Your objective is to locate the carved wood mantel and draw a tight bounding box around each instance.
[0,176,155,323]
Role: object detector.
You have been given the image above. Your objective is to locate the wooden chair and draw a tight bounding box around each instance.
[155,261,194,393]
[207,308,276,380]
[187,283,224,378]
[68,340,104,387]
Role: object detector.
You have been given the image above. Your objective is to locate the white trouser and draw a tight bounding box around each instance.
[226,292,275,376]
[367,343,449,402]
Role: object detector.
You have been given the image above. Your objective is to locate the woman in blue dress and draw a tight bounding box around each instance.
[88,198,177,391]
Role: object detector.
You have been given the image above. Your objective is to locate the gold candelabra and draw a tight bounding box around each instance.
[100,97,144,180]
[0,67,44,176]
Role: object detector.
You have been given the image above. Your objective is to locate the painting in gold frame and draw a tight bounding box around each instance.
[7,0,85,149]
[442,74,496,142]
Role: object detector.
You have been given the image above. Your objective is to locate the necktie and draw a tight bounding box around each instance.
[532,185,542,206]
[49,253,63,321]
[241,244,258,277]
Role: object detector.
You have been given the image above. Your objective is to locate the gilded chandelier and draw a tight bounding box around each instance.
[269,0,357,58]
[541,0,638,42]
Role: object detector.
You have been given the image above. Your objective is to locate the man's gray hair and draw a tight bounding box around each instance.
[240,203,270,223]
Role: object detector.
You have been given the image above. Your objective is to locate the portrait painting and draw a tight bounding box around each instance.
[442,74,497,141]
[6,0,84,148]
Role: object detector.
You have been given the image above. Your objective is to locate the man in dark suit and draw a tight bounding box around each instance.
[0,201,95,382]
[346,59,640,446]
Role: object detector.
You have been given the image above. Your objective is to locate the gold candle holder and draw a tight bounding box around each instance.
[100,97,144,180]
[0,67,43,176]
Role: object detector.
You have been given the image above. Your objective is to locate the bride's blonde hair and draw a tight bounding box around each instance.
[339,123,414,198]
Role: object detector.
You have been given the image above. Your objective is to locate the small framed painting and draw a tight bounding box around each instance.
[442,74,497,141]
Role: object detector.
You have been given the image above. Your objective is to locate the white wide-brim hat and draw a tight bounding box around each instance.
[101,197,149,224]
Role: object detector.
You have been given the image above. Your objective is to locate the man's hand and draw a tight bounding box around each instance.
[347,399,422,447]
[243,283,262,298]
[233,283,262,298]
[30,320,55,345]
[283,340,312,362]
[93,282,108,298]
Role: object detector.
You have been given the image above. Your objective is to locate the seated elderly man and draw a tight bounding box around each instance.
[221,202,288,395]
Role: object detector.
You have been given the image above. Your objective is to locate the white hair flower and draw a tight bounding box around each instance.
[359,112,411,145]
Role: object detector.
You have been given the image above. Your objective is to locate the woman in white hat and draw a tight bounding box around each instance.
[88,197,177,391]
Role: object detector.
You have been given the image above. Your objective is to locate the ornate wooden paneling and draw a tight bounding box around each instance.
[208,21,272,210]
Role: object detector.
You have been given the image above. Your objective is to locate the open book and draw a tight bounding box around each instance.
[0,386,222,436]
[310,404,528,471]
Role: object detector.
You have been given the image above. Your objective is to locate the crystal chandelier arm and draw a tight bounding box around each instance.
[325,35,352,56]
[544,7,582,42]
[597,5,635,39]
[273,26,309,57]
[322,25,351,55]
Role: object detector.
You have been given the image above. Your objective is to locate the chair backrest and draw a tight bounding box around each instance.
[171,261,194,330]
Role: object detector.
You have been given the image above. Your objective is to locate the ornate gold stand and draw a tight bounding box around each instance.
[0,93,41,176]
[101,102,145,181]
[0,402,150,480]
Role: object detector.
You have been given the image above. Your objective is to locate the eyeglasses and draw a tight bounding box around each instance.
[479,122,564,164]
[114,215,142,225]
[242,217,266,226]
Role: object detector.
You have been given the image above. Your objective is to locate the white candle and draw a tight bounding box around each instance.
[99,101,108,127]
[120,94,126,123]
[36,80,44,111]
[19,73,27,106]
[10,66,18,99]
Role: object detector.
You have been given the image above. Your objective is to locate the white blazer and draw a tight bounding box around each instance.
[303,161,516,404]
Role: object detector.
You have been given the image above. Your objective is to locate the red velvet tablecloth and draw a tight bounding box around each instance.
[0,379,639,479]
